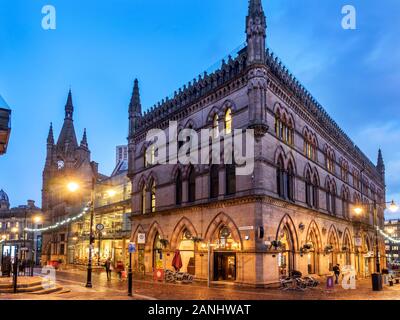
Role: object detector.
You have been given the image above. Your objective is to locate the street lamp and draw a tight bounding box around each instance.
[66,179,116,288]
[353,199,398,291]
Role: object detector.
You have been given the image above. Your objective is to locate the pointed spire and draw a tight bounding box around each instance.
[246,0,267,64]
[377,148,385,169]
[47,122,54,145]
[129,79,142,115]
[80,128,88,149]
[57,89,78,149]
[65,89,74,120]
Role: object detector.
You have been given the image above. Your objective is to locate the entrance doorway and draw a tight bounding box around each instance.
[213,252,236,281]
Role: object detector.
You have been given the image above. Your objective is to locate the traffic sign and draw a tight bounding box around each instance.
[128,242,136,253]
[96,223,105,231]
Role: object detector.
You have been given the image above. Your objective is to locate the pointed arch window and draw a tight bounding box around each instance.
[151,181,156,213]
[210,164,219,199]
[224,108,232,135]
[188,166,196,203]
[304,131,317,161]
[176,170,182,205]
[275,110,294,146]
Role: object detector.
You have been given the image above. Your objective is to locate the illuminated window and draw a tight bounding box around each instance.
[224,109,232,134]
[326,148,335,173]
[151,182,156,213]
[275,112,294,145]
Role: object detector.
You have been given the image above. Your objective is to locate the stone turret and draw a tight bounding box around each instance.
[246,0,266,64]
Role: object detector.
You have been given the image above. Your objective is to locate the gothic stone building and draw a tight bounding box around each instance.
[128,0,386,286]
[41,91,99,265]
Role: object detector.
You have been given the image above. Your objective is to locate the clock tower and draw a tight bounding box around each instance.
[41,90,99,265]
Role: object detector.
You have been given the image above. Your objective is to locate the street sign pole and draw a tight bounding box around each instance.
[128,242,135,297]
[128,251,133,297]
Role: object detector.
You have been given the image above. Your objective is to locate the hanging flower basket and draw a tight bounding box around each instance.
[270,240,283,250]
[324,245,333,254]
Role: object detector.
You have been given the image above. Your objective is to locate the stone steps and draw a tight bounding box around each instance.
[0,277,66,294]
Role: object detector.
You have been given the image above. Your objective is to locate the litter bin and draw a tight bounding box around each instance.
[372,273,383,291]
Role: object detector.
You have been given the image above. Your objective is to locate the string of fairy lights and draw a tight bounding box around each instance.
[377,226,400,244]
[24,202,91,233]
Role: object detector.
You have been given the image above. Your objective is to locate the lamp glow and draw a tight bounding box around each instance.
[67,182,79,193]
[106,189,116,197]
[354,207,363,215]
[388,200,398,213]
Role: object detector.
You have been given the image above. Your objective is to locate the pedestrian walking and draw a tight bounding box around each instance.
[116,260,125,281]
[333,264,341,284]
[104,257,112,281]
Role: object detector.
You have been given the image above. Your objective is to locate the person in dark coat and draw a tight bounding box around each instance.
[104,257,112,281]
[333,264,341,284]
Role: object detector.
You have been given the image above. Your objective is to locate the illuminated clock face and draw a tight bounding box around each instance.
[57,160,65,170]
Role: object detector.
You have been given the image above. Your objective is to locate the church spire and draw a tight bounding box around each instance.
[129,79,141,115]
[47,122,54,145]
[80,128,88,149]
[56,89,78,149]
[246,0,266,64]
[65,89,74,120]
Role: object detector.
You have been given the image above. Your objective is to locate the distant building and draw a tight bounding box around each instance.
[0,94,11,155]
[0,190,43,265]
[116,145,128,164]
[384,219,400,267]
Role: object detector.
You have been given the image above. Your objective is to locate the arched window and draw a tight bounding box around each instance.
[275,110,294,146]
[276,156,285,198]
[141,186,146,214]
[305,171,312,207]
[225,164,236,195]
[188,166,196,203]
[326,148,335,173]
[286,162,295,201]
[213,114,219,139]
[224,108,232,134]
[144,144,155,168]
[151,181,156,213]
[176,170,182,205]
[210,164,219,199]
[304,131,317,161]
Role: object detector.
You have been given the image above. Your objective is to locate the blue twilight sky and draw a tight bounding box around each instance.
[0,0,399,217]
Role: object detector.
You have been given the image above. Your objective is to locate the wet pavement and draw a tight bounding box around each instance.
[1,268,400,300]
